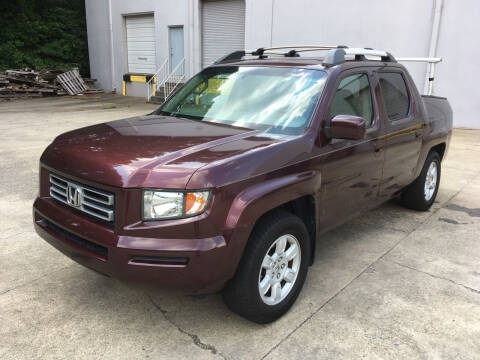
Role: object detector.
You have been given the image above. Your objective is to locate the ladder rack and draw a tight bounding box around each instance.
[396,57,442,96]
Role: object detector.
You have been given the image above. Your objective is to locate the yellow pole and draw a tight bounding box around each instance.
[153,76,157,96]
[122,81,126,96]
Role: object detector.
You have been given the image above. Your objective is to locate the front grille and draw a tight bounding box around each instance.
[44,219,108,258]
[49,174,115,222]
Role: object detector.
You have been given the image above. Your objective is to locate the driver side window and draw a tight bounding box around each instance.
[329,73,374,127]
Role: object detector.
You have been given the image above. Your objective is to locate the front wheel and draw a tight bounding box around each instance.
[401,151,441,211]
[223,211,310,324]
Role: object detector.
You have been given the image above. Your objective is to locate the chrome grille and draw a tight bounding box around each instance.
[49,174,115,222]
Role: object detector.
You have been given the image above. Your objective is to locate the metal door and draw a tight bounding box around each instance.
[169,26,184,72]
[201,0,245,67]
[126,15,156,74]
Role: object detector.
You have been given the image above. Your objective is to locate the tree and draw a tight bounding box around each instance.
[0,0,90,76]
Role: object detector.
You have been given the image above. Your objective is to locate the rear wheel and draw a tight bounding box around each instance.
[223,210,310,323]
[401,151,441,211]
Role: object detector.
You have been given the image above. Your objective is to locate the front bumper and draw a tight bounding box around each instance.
[33,197,241,294]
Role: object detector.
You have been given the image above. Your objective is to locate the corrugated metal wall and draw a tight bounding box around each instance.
[202,0,245,67]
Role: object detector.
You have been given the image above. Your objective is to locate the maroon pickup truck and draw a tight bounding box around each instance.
[33,46,452,323]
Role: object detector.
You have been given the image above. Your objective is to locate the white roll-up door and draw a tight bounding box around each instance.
[126,15,156,74]
[202,0,245,67]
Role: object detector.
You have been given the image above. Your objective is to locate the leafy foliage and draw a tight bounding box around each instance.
[0,0,89,76]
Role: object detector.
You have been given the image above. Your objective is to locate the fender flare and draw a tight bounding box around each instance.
[414,136,449,179]
[225,170,321,233]
[218,170,321,280]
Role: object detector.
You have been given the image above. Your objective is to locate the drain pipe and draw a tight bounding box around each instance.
[108,0,116,92]
[424,0,444,95]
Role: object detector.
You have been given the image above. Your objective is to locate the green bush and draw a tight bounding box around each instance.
[0,0,89,76]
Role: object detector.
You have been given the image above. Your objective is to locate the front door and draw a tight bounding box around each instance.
[317,70,386,231]
[168,26,184,72]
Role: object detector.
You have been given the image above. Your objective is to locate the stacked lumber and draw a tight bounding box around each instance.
[0,68,102,99]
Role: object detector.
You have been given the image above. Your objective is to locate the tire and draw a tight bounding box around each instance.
[401,151,441,211]
[223,210,310,324]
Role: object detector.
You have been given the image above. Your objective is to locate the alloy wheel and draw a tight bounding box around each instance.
[258,234,301,306]
[424,161,438,201]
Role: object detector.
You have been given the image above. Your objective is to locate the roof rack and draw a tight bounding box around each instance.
[321,47,398,66]
[214,45,398,65]
[213,46,442,96]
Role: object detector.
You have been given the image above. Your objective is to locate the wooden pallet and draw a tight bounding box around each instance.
[56,69,88,95]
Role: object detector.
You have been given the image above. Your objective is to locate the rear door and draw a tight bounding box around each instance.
[318,68,386,231]
[377,70,423,198]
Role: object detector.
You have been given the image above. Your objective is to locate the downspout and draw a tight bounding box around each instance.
[188,0,201,73]
[270,0,275,46]
[424,0,444,95]
[188,0,195,76]
[108,0,116,92]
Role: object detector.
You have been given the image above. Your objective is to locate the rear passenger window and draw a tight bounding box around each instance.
[329,74,374,127]
[379,73,410,120]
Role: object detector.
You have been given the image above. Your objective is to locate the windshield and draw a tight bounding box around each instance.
[158,66,327,135]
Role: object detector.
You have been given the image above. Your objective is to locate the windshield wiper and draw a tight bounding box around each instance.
[175,113,204,121]
[155,109,173,117]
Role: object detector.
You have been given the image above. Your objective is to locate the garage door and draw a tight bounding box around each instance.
[202,0,245,67]
[126,15,156,74]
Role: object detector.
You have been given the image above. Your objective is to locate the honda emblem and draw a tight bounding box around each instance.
[67,184,83,208]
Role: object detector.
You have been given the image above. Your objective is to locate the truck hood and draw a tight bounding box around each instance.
[41,115,265,188]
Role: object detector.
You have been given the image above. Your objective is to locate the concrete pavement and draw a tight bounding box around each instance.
[0,95,479,359]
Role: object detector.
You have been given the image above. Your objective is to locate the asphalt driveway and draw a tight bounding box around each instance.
[1,95,479,359]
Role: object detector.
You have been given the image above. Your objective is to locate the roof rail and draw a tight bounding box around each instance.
[214,46,399,65]
[322,48,396,67]
[258,45,339,51]
[214,46,342,64]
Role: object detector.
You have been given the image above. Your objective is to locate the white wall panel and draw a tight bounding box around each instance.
[435,0,480,128]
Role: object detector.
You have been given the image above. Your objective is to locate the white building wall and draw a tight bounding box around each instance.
[86,0,189,94]
[112,0,188,94]
[435,0,480,129]
[85,0,112,92]
[243,0,479,129]
[245,0,433,95]
[86,0,479,128]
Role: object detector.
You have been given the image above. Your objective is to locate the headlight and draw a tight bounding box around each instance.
[143,190,211,220]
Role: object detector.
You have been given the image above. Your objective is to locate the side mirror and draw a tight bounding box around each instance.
[327,115,366,140]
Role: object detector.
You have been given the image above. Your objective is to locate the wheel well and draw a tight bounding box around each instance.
[257,195,317,265]
[430,143,446,160]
